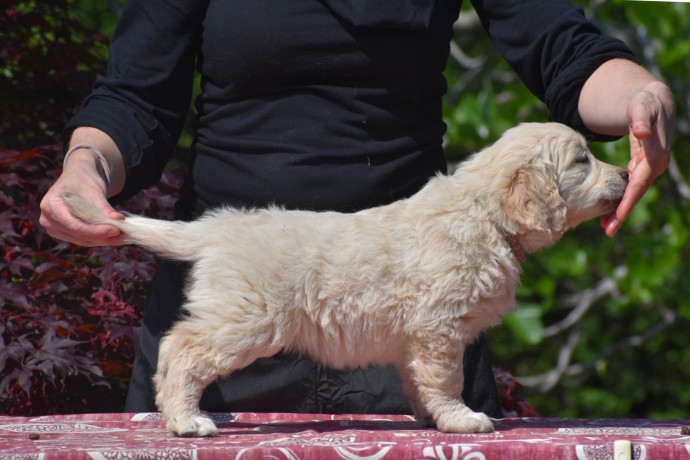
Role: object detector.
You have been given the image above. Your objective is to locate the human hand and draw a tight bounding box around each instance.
[600,81,675,237]
[39,150,126,247]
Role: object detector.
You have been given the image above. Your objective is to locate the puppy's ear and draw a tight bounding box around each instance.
[503,160,567,234]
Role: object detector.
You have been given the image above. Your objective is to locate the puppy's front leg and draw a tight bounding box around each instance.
[408,338,494,433]
[397,364,433,426]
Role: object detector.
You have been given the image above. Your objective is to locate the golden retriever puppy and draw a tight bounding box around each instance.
[63,122,628,437]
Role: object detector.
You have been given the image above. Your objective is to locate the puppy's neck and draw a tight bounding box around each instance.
[497,227,527,264]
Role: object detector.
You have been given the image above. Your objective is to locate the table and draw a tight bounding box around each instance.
[0,412,688,459]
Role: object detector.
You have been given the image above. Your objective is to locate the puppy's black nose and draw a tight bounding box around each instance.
[620,170,630,183]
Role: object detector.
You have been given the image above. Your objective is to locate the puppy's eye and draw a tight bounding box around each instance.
[575,154,590,165]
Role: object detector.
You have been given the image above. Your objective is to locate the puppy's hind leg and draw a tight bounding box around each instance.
[408,338,494,433]
[154,326,219,437]
[154,311,281,437]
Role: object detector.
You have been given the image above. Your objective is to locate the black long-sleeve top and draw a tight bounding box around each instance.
[66,0,635,216]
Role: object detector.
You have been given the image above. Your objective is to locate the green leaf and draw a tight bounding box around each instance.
[503,304,544,345]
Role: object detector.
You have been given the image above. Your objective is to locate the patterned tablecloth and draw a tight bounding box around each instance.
[0,412,689,459]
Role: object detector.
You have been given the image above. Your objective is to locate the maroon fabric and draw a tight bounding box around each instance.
[0,412,689,459]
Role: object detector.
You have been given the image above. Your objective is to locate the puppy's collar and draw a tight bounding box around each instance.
[498,228,527,264]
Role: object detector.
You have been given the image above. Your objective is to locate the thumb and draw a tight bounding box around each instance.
[627,92,658,141]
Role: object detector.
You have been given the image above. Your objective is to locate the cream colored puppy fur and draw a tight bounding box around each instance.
[63,122,628,437]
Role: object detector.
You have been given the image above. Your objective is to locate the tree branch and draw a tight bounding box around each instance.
[518,305,677,392]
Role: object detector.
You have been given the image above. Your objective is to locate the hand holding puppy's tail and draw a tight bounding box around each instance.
[61,191,200,261]
[62,191,117,227]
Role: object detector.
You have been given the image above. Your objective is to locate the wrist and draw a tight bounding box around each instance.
[63,144,112,186]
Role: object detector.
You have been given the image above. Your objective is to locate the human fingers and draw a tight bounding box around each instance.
[39,184,126,247]
[626,84,673,176]
[600,157,654,237]
[601,93,672,237]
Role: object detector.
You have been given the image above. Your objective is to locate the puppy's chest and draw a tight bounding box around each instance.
[412,254,520,326]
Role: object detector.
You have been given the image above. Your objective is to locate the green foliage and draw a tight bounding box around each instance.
[503,304,544,346]
[445,1,690,419]
[0,0,122,148]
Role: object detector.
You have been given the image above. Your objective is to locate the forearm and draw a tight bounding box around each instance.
[65,127,126,198]
[578,58,673,136]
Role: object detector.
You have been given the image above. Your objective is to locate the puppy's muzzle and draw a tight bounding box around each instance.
[603,169,630,212]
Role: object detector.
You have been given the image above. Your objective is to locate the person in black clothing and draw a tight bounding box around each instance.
[40,0,674,417]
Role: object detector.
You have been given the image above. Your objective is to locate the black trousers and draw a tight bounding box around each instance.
[125,259,502,418]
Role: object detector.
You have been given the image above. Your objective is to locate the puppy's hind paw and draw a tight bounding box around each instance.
[436,409,494,433]
[167,414,219,437]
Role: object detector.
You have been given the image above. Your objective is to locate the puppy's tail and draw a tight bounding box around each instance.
[62,191,200,261]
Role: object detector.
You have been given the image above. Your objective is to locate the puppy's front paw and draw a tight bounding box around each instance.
[435,409,494,433]
[167,414,219,437]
